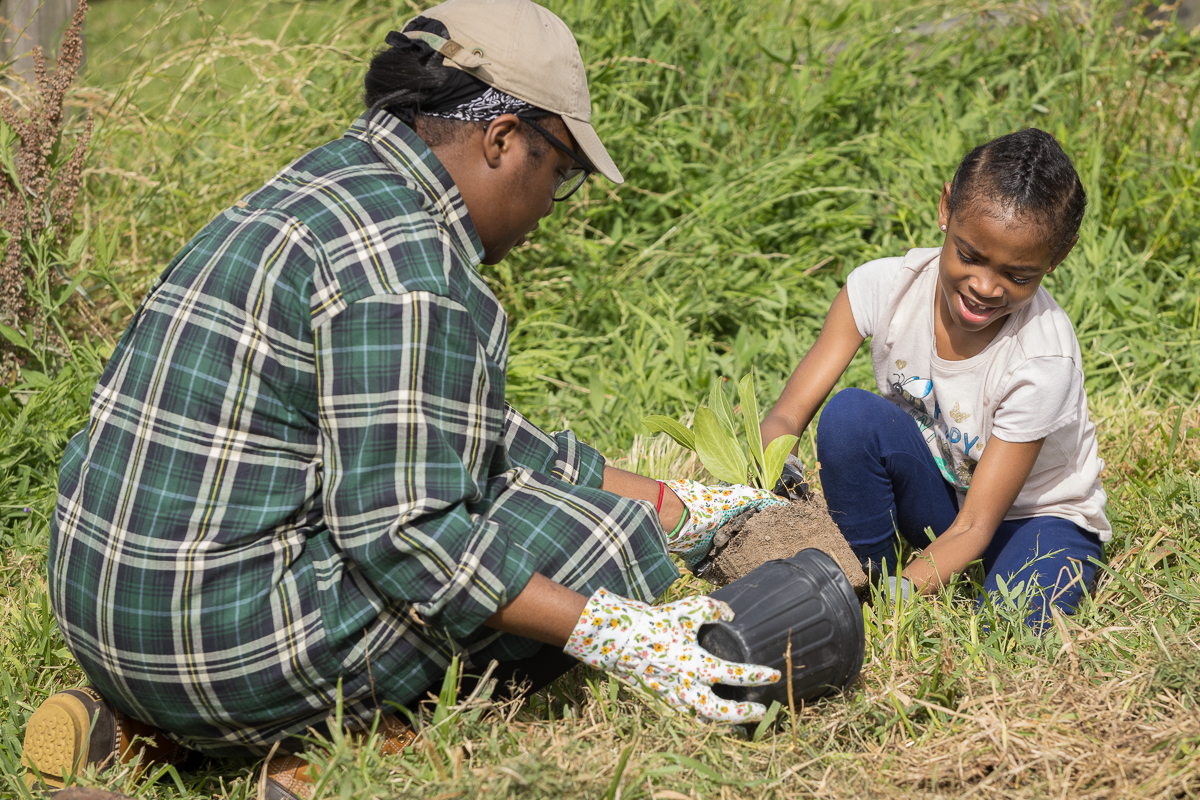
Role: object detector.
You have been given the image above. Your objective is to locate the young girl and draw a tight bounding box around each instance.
[761,128,1109,628]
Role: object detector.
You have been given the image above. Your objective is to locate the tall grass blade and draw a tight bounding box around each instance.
[739,371,766,486]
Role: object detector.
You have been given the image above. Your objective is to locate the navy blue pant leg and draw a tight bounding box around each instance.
[817,388,959,575]
[979,516,1104,629]
[817,388,1104,629]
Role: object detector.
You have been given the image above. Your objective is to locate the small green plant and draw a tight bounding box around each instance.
[642,371,798,490]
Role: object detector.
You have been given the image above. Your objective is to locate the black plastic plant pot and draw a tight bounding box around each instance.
[696,548,865,707]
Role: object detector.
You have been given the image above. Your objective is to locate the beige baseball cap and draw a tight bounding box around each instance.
[406,0,623,184]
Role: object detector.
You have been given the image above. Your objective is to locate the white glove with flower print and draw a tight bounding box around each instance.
[563,587,781,723]
[664,479,786,567]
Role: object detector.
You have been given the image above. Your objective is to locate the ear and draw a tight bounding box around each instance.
[481,114,523,170]
[937,181,952,230]
[1048,234,1079,272]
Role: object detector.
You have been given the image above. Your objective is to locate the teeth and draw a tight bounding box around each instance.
[962,295,993,314]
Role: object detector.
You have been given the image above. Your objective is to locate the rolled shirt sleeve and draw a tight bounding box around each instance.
[316,291,541,639]
[845,256,905,338]
[502,403,607,489]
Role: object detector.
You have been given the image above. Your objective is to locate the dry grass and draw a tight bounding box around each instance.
[238,639,1197,799]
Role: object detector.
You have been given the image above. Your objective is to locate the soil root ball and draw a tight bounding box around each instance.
[702,496,868,593]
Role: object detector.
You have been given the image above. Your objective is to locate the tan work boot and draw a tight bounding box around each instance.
[259,714,417,800]
[21,687,192,792]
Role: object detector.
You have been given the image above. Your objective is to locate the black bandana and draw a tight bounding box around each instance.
[423,87,534,121]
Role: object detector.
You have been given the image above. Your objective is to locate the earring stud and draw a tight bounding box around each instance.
[940,224,947,231]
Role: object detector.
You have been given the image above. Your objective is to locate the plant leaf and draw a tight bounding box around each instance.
[708,376,736,435]
[763,435,799,490]
[738,371,765,486]
[642,415,696,451]
[19,368,50,387]
[0,323,34,355]
[693,407,748,484]
[66,228,88,266]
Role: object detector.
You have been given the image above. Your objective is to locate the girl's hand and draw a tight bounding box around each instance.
[773,454,809,500]
[564,587,781,723]
[663,479,785,567]
[884,575,914,603]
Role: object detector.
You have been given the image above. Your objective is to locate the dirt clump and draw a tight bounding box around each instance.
[702,497,868,593]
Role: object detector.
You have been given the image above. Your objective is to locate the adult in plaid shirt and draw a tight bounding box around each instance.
[22,0,783,794]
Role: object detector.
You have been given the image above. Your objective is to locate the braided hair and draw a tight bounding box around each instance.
[947,129,1086,258]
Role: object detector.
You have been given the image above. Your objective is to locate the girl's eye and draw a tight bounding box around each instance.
[956,251,977,264]
[1009,274,1032,285]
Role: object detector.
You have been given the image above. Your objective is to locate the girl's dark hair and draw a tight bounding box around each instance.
[947,128,1086,257]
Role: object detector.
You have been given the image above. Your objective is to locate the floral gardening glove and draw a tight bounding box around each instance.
[564,588,781,723]
[664,479,785,568]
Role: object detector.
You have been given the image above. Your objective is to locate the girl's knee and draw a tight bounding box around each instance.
[819,388,878,430]
[817,389,919,468]
[817,388,880,460]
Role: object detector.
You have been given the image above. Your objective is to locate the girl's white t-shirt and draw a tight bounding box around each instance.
[844,247,1111,540]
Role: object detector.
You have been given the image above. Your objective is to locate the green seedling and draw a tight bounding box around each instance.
[642,370,798,490]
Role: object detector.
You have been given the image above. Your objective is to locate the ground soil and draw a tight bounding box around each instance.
[702,497,868,593]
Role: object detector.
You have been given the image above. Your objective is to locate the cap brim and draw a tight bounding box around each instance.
[561,115,623,185]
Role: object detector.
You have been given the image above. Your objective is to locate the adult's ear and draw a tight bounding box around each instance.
[937,181,952,230]
[481,114,522,170]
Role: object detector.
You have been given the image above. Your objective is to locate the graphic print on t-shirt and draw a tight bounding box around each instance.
[890,372,933,414]
[890,365,981,491]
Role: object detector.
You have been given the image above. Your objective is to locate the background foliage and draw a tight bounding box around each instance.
[1,0,1198,797]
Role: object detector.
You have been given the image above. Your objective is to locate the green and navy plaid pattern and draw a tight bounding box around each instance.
[49,110,678,756]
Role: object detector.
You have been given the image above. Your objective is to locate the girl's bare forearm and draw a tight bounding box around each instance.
[903,519,993,592]
[762,287,864,448]
[902,436,1046,593]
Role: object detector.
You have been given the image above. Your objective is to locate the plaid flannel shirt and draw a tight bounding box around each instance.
[49,110,677,755]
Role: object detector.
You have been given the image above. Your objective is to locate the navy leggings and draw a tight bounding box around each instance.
[817,388,1103,627]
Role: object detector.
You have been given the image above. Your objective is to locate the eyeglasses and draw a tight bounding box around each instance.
[520,117,594,202]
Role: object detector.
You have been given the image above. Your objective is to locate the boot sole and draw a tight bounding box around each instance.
[22,693,94,790]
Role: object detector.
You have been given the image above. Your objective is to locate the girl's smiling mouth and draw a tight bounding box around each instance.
[957,292,1002,324]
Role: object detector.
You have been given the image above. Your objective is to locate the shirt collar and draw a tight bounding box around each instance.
[345,109,484,266]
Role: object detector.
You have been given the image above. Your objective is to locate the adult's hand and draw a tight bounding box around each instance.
[664,479,784,567]
[564,588,780,723]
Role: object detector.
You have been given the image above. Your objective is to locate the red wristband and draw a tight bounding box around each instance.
[655,480,666,513]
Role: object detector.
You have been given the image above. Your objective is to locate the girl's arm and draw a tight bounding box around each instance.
[903,435,1044,593]
[760,287,865,447]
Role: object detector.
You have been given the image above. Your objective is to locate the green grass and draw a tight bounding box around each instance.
[2,0,1200,796]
